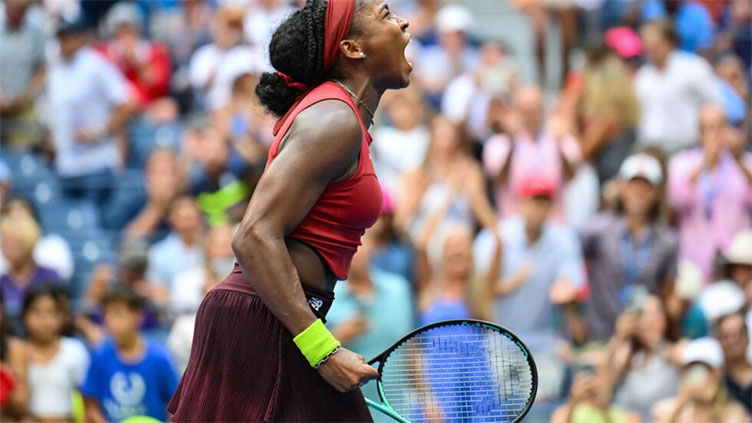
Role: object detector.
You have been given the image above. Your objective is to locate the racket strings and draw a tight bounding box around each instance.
[379,324,534,422]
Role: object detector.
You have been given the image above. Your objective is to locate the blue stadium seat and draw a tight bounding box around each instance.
[38,199,101,233]
[63,228,117,302]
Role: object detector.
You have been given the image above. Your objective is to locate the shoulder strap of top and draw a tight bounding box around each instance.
[268,82,372,161]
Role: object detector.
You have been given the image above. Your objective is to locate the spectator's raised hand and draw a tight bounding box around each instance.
[549,278,578,304]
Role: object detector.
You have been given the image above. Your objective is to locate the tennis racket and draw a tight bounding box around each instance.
[363,319,537,423]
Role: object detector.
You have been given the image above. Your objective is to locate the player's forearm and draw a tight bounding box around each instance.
[232,227,317,336]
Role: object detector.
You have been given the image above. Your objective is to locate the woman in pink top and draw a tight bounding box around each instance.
[668,104,752,282]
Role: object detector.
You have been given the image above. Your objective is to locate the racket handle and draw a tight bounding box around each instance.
[365,398,411,423]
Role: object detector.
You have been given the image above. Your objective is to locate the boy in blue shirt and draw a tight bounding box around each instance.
[82,287,178,422]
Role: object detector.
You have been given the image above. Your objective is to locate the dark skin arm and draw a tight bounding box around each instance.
[232,100,378,392]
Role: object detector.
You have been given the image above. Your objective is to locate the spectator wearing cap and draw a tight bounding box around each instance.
[474,170,585,403]
[189,7,261,110]
[47,14,133,203]
[716,312,752,414]
[581,153,678,341]
[0,0,46,150]
[483,85,582,221]
[653,337,749,423]
[96,2,172,111]
[413,3,479,107]
[635,20,720,154]
[668,104,752,282]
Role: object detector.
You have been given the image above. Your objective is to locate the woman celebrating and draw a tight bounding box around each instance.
[168,0,412,421]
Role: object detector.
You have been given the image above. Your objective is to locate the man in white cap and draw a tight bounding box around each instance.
[723,230,752,309]
[653,337,749,423]
[580,153,678,340]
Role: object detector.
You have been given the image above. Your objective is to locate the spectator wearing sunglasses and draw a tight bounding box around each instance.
[716,312,751,414]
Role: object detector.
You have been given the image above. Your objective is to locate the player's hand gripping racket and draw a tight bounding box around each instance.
[363,319,537,423]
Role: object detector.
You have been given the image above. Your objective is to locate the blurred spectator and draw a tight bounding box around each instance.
[551,350,641,423]
[582,154,678,341]
[483,85,582,220]
[419,224,494,324]
[96,2,172,111]
[242,0,293,67]
[653,337,749,423]
[149,0,213,112]
[396,116,496,246]
[395,0,439,45]
[713,54,749,126]
[635,20,720,154]
[668,104,752,281]
[189,7,260,110]
[716,0,752,69]
[0,215,63,330]
[641,0,715,54]
[372,88,429,197]
[721,230,752,310]
[441,40,519,140]
[608,296,681,421]
[1,197,74,281]
[146,195,204,305]
[576,45,641,184]
[0,290,29,420]
[48,15,132,204]
[327,232,414,421]
[107,148,184,241]
[368,186,415,285]
[165,225,232,373]
[716,312,751,414]
[0,0,46,150]
[81,287,178,422]
[168,224,233,316]
[511,0,578,85]
[189,125,252,226]
[414,3,478,107]
[474,171,585,403]
[212,72,274,189]
[22,283,89,421]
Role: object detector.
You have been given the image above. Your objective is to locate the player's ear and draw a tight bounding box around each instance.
[340,39,366,60]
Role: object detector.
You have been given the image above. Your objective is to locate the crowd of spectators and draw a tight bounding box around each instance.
[0,0,750,421]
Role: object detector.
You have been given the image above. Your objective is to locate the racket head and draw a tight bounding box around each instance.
[369,319,537,423]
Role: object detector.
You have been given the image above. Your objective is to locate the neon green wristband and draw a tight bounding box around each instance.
[293,319,341,368]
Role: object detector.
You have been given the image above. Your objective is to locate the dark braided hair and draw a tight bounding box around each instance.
[256,0,366,117]
[256,0,328,117]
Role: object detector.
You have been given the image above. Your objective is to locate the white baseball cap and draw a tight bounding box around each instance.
[681,337,724,369]
[619,153,663,186]
[436,4,474,34]
[697,280,746,322]
[724,230,752,266]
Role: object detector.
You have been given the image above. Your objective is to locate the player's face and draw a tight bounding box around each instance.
[355,1,412,89]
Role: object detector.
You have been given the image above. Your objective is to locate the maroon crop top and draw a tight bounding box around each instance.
[265,81,383,280]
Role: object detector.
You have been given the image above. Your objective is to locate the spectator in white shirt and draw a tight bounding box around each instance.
[189,7,261,111]
[634,19,720,154]
[47,16,132,203]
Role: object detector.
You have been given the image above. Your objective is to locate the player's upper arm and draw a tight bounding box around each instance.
[238,100,362,238]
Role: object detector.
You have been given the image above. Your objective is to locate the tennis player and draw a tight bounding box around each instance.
[167,0,412,421]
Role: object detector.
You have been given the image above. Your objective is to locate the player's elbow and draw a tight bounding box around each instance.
[232,220,268,258]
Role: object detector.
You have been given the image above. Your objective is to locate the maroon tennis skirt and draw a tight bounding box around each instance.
[167,265,373,422]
